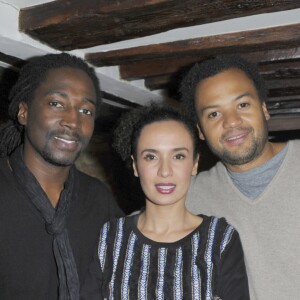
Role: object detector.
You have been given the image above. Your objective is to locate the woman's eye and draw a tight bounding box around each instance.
[174,153,185,160]
[144,154,156,161]
[208,111,220,119]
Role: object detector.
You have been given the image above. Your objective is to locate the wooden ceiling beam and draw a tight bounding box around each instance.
[119,49,300,82]
[145,76,300,92]
[86,23,300,66]
[120,56,206,80]
[266,78,300,90]
[259,61,300,80]
[267,99,300,110]
[268,87,300,98]
[0,52,25,68]
[145,62,300,104]
[119,47,300,80]
[145,76,300,91]
[268,116,300,131]
[145,75,173,91]
[19,0,300,51]
[245,47,300,64]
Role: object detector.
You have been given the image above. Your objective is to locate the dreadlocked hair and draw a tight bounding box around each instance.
[113,103,200,169]
[0,52,101,157]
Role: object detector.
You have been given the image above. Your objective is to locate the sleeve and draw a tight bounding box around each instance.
[216,231,250,300]
[80,244,104,300]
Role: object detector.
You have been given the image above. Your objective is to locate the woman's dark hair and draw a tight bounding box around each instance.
[113,103,200,169]
[180,55,268,123]
[0,52,101,157]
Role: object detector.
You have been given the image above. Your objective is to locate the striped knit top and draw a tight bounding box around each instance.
[81,215,249,300]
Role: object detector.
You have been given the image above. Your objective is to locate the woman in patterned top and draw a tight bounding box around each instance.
[81,104,249,300]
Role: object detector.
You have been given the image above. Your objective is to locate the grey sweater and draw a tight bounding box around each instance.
[187,140,300,300]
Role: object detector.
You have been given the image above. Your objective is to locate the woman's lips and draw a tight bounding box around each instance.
[155,183,176,194]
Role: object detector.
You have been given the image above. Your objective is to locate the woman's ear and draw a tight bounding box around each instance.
[131,155,139,177]
[17,102,28,126]
[192,154,199,176]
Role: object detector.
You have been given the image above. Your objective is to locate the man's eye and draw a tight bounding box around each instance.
[208,111,220,119]
[79,108,93,115]
[239,103,249,108]
[49,101,63,108]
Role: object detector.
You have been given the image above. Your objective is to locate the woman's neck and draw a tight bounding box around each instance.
[137,203,202,243]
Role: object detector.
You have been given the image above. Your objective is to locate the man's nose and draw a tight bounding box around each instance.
[60,108,80,129]
[223,111,242,129]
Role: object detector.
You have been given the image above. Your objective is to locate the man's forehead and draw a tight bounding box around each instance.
[197,69,256,93]
[37,67,94,90]
[44,66,88,79]
[33,67,96,101]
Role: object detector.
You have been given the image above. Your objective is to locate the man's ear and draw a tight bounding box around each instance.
[17,102,28,126]
[131,155,139,177]
[262,101,270,121]
[197,124,205,141]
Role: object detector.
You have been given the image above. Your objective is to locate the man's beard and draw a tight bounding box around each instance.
[207,123,268,166]
[40,147,82,167]
[27,129,90,167]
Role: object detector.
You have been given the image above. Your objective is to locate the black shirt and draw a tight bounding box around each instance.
[0,156,123,299]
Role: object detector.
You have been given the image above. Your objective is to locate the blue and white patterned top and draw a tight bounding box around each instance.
[81,215,249,300]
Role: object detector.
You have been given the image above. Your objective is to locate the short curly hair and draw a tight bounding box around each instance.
[180,55,268,123]
[113,103,200,169]
[0,52,101,157]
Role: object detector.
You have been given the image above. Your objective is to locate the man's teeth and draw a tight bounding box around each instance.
[227,134,243,141]
[55,137,76,144]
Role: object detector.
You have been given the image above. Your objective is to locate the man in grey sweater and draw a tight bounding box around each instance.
[180,55,300,300]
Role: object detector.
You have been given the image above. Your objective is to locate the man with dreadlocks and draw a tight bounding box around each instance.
[0,53,122,300]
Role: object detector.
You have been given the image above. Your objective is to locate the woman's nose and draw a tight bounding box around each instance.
[157,159,173,177]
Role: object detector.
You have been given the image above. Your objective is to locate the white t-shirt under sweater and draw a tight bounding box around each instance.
[186,140,300,300]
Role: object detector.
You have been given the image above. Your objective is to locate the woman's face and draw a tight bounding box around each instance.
[132,120,198,207]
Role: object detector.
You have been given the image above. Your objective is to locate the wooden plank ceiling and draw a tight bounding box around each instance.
[15,0,300,132]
